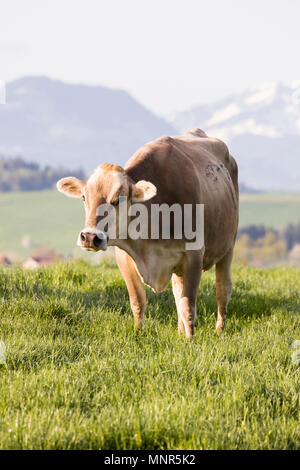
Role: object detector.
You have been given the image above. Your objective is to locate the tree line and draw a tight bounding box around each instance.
[238,223,300,251]
[0,157,86,191]
[235,223,300,266]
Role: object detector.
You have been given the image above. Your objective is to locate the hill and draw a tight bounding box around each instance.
[0,77,176,172]
[169,82,300,190]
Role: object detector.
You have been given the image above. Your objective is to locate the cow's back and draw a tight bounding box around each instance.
[125,128,239,269]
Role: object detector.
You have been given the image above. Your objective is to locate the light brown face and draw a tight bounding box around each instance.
[57,163,157,251]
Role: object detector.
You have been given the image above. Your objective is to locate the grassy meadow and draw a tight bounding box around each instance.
[0,260,299,449]
[0,191,300,258]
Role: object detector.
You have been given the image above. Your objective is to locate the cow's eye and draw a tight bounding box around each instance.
[112,198,119,207]
[81,195,85,202]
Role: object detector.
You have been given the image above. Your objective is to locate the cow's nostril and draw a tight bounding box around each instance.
[80,232,86,242]
[93,235,101,247]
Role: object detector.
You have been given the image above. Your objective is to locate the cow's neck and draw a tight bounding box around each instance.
[113,238,182,293]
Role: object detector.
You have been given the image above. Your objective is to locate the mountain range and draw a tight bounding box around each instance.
[0,77,176,172]
[169,82,300,190]
[0,77,300,190]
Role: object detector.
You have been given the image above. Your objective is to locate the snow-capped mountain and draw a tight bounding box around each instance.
[169,82,300,190]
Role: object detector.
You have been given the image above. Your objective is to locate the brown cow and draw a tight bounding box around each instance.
[57,129,239,338]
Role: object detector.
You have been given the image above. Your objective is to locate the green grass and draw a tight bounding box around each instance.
[0,260,299,449]
[0,191,300,258]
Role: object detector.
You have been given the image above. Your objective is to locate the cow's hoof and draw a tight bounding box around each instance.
[134,319,145,330]
[185,333,195,341]
[184,327,195,340]
[216,321,225,335]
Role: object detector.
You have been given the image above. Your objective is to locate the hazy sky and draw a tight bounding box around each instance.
[0,0,299,115]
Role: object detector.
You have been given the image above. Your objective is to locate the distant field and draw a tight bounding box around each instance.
[239,192,300,229]
[0,261,299,449]
[0,191,300,258]
[0,191,83,259]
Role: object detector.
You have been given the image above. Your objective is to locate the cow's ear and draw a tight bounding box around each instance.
[131,180,157,202]
[56,177,85,198]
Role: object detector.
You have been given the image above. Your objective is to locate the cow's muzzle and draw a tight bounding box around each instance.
[78,230,108,251]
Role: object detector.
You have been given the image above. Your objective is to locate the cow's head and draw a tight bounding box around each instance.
[57,164,157,251]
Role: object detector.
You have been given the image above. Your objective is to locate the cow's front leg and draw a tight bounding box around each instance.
[172,273,185,334]
[172,254,202,338]
[215,248,234,335]
[115,247,146,329]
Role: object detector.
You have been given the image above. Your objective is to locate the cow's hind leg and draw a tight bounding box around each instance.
[172,254,202,338]
[115,247,146,329]
[215,248,234,335]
